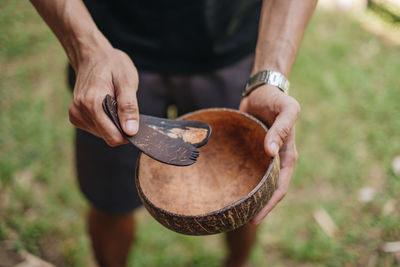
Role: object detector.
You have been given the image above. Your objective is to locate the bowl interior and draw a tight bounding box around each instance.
[138,109,270,216]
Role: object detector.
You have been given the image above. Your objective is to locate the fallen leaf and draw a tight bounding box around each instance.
[358,187,376,203]
[392,156,400,176]
[382,199,396,216]
[313,208,338,238]
[383,241,400,253]
[14,250,54,267]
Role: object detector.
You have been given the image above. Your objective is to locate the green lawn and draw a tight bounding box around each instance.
[1,1,399,266]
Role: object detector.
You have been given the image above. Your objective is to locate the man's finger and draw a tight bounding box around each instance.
[264,98,300,157]
[250,163,294,225]
[114,71,139,136]
[251,128,297,225]
[93,104,128,147]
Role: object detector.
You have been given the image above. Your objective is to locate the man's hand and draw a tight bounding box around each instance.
[239,85,300,225]
[69,48,140,146]
[30,0,140,146]
[239,0,315,225]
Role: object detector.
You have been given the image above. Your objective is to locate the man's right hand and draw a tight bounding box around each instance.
[68,48,140,147]
[30,0,140,147]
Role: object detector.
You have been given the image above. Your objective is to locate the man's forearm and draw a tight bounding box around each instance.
[253,0,317,76]
[30,0,112,70]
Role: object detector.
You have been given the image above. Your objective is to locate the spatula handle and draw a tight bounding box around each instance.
[102,95,211,147]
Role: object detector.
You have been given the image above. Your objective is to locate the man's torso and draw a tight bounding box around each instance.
[83,0,261,73]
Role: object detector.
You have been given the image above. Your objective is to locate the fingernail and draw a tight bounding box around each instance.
[125,120,138,135]
[269,142,279,155]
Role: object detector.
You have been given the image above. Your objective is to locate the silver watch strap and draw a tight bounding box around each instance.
[242,70,290,97]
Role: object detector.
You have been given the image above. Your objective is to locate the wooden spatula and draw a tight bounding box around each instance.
[102,95,211,166]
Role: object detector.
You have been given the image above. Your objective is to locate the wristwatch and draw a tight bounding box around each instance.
[242,70,290,97]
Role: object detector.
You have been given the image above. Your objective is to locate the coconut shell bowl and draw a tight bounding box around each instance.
[135,108,280,235]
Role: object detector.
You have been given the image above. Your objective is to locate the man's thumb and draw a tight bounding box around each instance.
[264,120,291,157]
[115,86,139,136]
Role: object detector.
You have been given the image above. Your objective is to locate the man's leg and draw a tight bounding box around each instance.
[70,67,169,266]
[224,223,259,267]
[166,56,257,267]
[88,206,135,267]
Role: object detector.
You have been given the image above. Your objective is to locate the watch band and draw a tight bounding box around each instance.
[242,70,290,97]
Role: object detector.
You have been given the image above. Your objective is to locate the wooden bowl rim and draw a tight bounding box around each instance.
[135,108,276,219]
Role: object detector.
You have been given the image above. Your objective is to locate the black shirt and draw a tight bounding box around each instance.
[83,0,261,74]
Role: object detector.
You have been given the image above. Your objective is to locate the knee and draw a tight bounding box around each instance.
[89,206,133,222]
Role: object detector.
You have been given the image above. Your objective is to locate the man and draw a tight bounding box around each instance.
[30,0,316,266]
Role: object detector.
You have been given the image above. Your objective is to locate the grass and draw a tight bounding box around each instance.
[1,1,400,266]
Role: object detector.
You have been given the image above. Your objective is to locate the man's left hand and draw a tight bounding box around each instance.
[239,84,300,225]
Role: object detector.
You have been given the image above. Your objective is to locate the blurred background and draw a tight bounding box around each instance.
[1,0,399,266]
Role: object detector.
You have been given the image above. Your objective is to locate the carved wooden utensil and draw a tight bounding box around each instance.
[102,95,211,166]
[136,108,280,235]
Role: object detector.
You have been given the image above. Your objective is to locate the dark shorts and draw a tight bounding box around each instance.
[69,56,253,214]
